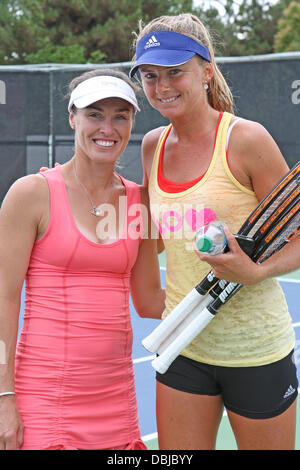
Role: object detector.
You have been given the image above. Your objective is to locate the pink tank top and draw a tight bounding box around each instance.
[15,166,146,450]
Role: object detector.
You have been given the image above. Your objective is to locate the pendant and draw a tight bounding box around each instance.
[91,206,101,217]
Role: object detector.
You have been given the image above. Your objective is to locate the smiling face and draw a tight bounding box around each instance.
[139,56,213,119]
[69,97,134,164]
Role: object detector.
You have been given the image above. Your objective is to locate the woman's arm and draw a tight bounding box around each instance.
[197,120,300,285]
[130,186,165,319]
[142,127,166,255]
[0,174,46,449]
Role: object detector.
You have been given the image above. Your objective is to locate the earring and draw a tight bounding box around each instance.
[204,82,209,90]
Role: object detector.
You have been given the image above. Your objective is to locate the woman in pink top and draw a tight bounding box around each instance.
[0,69,165,450]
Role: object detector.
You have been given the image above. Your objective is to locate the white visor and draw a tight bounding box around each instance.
[68,76,140,113]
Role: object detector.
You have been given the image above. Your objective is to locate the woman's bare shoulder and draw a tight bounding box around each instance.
[1,173,49,221]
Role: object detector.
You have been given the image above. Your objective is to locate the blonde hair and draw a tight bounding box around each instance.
[132,14,234,113]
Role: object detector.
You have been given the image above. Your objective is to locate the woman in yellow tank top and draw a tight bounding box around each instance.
[130,14,300,450]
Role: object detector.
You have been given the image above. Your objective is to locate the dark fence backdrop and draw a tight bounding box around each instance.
[0,52,299,202]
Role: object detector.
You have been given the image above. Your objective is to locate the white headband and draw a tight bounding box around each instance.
[68,75,140,113]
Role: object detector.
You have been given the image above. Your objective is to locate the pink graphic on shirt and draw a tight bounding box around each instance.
[152,207,217,237]
[185,208,217,231]
[162,210,183,232]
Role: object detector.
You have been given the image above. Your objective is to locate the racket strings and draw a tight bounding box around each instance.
[247,179,300,238]
[258,218,300,263]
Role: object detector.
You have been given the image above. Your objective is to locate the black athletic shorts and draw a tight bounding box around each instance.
[156,350,298,419]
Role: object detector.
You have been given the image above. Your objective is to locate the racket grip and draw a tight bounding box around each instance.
[157,294,213,355]
[142,288,204,353]
[152,308,215,374]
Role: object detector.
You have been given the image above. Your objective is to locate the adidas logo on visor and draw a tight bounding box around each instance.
[144,35,160,49]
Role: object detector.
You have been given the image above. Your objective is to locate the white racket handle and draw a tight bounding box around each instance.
[157,294,213,355]
[142,288,204,353]
[152,308,215,374]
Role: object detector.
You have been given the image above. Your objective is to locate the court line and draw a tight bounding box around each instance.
[133,355,156,364]
[278,277,300,283]
[142,432,158,443]
[134,321,300,364]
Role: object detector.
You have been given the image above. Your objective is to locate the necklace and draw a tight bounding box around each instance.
[72,158,112,217]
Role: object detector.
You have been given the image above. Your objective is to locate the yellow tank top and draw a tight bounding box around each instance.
[148,112,295,367]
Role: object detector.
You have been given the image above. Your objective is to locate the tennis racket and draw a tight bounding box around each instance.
[142,161,300,353]
[152,202,300,373]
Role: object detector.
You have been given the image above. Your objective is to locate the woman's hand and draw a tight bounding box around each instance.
[0,396,23,450]
[195,227,264,285]
[39,162,60,172]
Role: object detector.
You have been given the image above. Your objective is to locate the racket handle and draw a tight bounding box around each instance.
[157,294,213,355]
[152,308,215,374]
[142,288,204,353]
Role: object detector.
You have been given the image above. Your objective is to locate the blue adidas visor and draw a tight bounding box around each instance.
[130,30,211,77]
